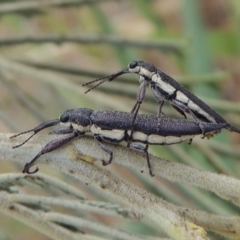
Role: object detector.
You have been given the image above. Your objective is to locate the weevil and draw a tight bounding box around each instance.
[11,108,227,176]
[83,60,240,137]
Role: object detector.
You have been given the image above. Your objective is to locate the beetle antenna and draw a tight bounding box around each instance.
[10,119,59,148]
[84,78,109,94]
[83,69,129,93]
[11,131,38,149]
[82,76,109,87]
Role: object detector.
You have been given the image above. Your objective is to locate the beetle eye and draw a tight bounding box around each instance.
[129,61,138,69]
[60,113,69,123]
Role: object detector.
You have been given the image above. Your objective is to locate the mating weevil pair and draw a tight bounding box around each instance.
[11,60,240,176]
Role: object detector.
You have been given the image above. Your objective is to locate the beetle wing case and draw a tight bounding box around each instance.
[91,110,227,136]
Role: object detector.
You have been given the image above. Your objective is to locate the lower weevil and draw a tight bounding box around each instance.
[11,108,227,176]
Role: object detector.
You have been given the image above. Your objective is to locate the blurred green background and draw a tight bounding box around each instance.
[0,0,240,239]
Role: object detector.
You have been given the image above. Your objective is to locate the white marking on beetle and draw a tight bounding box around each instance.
[91,126,125,141]
[196,109,216,122]
[90,125,98,134]
[176,91,189,104]
[186,101,216,122]
[147,134,166,144]
[60,122,71,128]
[152,73,176,95]
[139,67,152,78]
[72,123,89,132]
[187,101,200,112]
[132,131,148,142]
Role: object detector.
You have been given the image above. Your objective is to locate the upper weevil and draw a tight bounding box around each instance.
[83,60,240,136]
